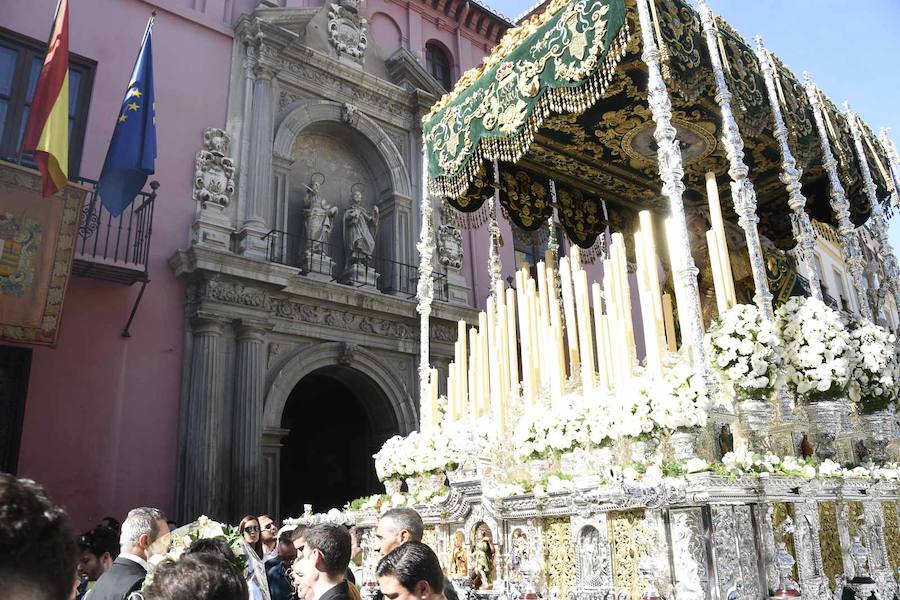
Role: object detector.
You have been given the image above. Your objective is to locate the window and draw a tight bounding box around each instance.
[425,43,452,91]
[833,267,849,311]
[0,27,95,179]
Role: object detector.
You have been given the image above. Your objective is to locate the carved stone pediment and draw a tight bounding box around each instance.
[193,128,235,208]
[385,48,444,98]
[437,223,463,270]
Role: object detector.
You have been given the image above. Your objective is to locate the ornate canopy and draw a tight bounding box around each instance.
[422,0,894,249]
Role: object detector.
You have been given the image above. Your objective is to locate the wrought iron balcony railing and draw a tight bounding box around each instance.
[264,229,449,302]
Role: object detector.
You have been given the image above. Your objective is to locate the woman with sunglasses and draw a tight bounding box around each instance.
[239,515,272,600]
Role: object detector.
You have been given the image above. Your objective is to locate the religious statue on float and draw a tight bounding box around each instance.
[341,183,380,287]
[304,173,338,257]
[449,530,467,578]
[470,524,495,589]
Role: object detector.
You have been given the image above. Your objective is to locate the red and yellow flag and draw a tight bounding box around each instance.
[23,0,70,197]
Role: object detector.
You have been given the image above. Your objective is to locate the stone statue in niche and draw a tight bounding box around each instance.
[437,223,463,269]
[579,526,603,586]
[193,128,235,208]
[343,184,379,266]
[470,523,495,589]
[304,173,338,256]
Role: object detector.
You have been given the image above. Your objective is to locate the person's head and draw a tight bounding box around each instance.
[259,515,277,547]
[375,508,424,556]
[185,538,236,564]
[77,526,119,581]
[143,553,247,600]
[376,542,445,600]
[120,507,168,560]
[0,474,78,600]
[277,530,297,569]
[291,524,351,592]
[99,516,120,533]
[239,515,262,557]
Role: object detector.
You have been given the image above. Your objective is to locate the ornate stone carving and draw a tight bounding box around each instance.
[609,510,649,599]
[193,128,235,208]
[304,173,338,257]
[542,517,577,597]
[328,0,367,61]
[712,505,742,599]
[341,102,361,127]
[576,524,610,589]
[437,223,463,270]
[338,342,357,366]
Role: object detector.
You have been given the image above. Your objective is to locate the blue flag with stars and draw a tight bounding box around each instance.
[98,16,156,217]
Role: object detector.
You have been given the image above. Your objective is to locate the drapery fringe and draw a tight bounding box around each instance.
[427,21,631,202]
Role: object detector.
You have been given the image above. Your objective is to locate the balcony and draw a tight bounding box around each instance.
[264,230,448,302]
[72,177,158,285]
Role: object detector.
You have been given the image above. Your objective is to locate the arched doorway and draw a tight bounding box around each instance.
[279,365,398,515]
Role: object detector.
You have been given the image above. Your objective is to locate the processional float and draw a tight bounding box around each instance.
[346,0,900,598]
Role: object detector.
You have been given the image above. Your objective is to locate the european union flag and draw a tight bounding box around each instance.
[97,16,156,217]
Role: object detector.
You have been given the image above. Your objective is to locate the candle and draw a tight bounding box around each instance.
[639,211,666,369]
[574,269,596,392]
[468,327,478,420]
[430,368,440,429]
[447,363,456,421]
[505,287,519,392]
[479,311,490,415]
[527,277,542,394]
[705,172,736,307]
[635,231,662,378]
[547,265,566,404]
[662,293,677,352]
[706,229,729,315]
[537,261,550,340]
[559,257,580,377]
[457,320,468,414]
[495,290,509,402]
[516,271,535,405]
[591,282,611,390]
[665,217,692,345]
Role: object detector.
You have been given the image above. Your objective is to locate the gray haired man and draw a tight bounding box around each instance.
[87,507,168,600]
[374,508,458,600]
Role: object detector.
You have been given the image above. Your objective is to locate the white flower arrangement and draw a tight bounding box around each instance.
[650,359,710,433]
[776,296,852,401]
[847,319,899,413]
[705,303,782,400]
[373,419,481,482]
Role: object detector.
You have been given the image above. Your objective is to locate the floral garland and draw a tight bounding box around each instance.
[847,318,899,413]
[650,358,710,433]
[705,303,782,400]
[776,296,853,401]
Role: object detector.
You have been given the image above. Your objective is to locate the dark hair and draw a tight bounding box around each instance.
[0,474,78,600]
[99,516,121,532]
[144,553,247,600]
[376,541,444,594]
[301,524,351,577]
[239,515,263,559]
[78,526,120,560]
[186,538,237,564]
[279,529,295,545]
[380,508,424,542]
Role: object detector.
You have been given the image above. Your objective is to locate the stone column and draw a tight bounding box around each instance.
[231,319,270,518]
[698,1,774,320]
[635,0,707,373]
[754,37,823,301]
[804,75,872,319]
[847,106,900,314]
[179,315,230,522]
[238,63,277,259]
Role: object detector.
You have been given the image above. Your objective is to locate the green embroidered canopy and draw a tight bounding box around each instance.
[422,0,895,249]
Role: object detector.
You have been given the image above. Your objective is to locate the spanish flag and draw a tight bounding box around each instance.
[23,0,70,197]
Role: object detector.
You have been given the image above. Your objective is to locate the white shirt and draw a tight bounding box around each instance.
[118,552,150,572]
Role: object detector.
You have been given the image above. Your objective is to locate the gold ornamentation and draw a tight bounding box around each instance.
[542,517,577,597]
[882,502,900,573]
[422,526,437,553]
[847,501,864,537]
[499,169,551,229]
[609,510,648,599]
[819,501,843,592]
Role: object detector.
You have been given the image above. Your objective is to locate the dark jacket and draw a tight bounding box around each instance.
[320,581,352,600]
[85,556,146,600]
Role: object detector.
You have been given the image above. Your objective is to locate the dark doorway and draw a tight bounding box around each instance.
[279,367,394,516]
[0,345,32,474]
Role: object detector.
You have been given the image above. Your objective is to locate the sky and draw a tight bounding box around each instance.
[483,0,900,249]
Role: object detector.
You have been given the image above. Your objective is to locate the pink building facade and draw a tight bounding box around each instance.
[1,0,509,529]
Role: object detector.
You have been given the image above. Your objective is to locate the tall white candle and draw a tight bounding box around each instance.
[706,172,737,306]
[457,320,468,415]
[574,269,596,393]
[591,282,611,390]
[516,271,535,405]
[706,229,729,315]
[505,287,519,392]
[547,265,566,404]
[559,257,580,377]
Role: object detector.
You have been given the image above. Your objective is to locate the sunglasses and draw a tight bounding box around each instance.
[244,526,260,534]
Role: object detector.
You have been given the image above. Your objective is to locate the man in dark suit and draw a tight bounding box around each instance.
[375,508,458,600]
[290,524,352,600]
[266,530,298,600]
[87,507,169,600]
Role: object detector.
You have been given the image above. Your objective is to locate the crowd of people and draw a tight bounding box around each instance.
[0,473,454,600]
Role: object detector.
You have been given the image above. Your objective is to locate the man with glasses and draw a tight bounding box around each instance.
[267,529,298,600]
[87,507,169,600]
[75,526,119,599]
[259,514,279,562]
